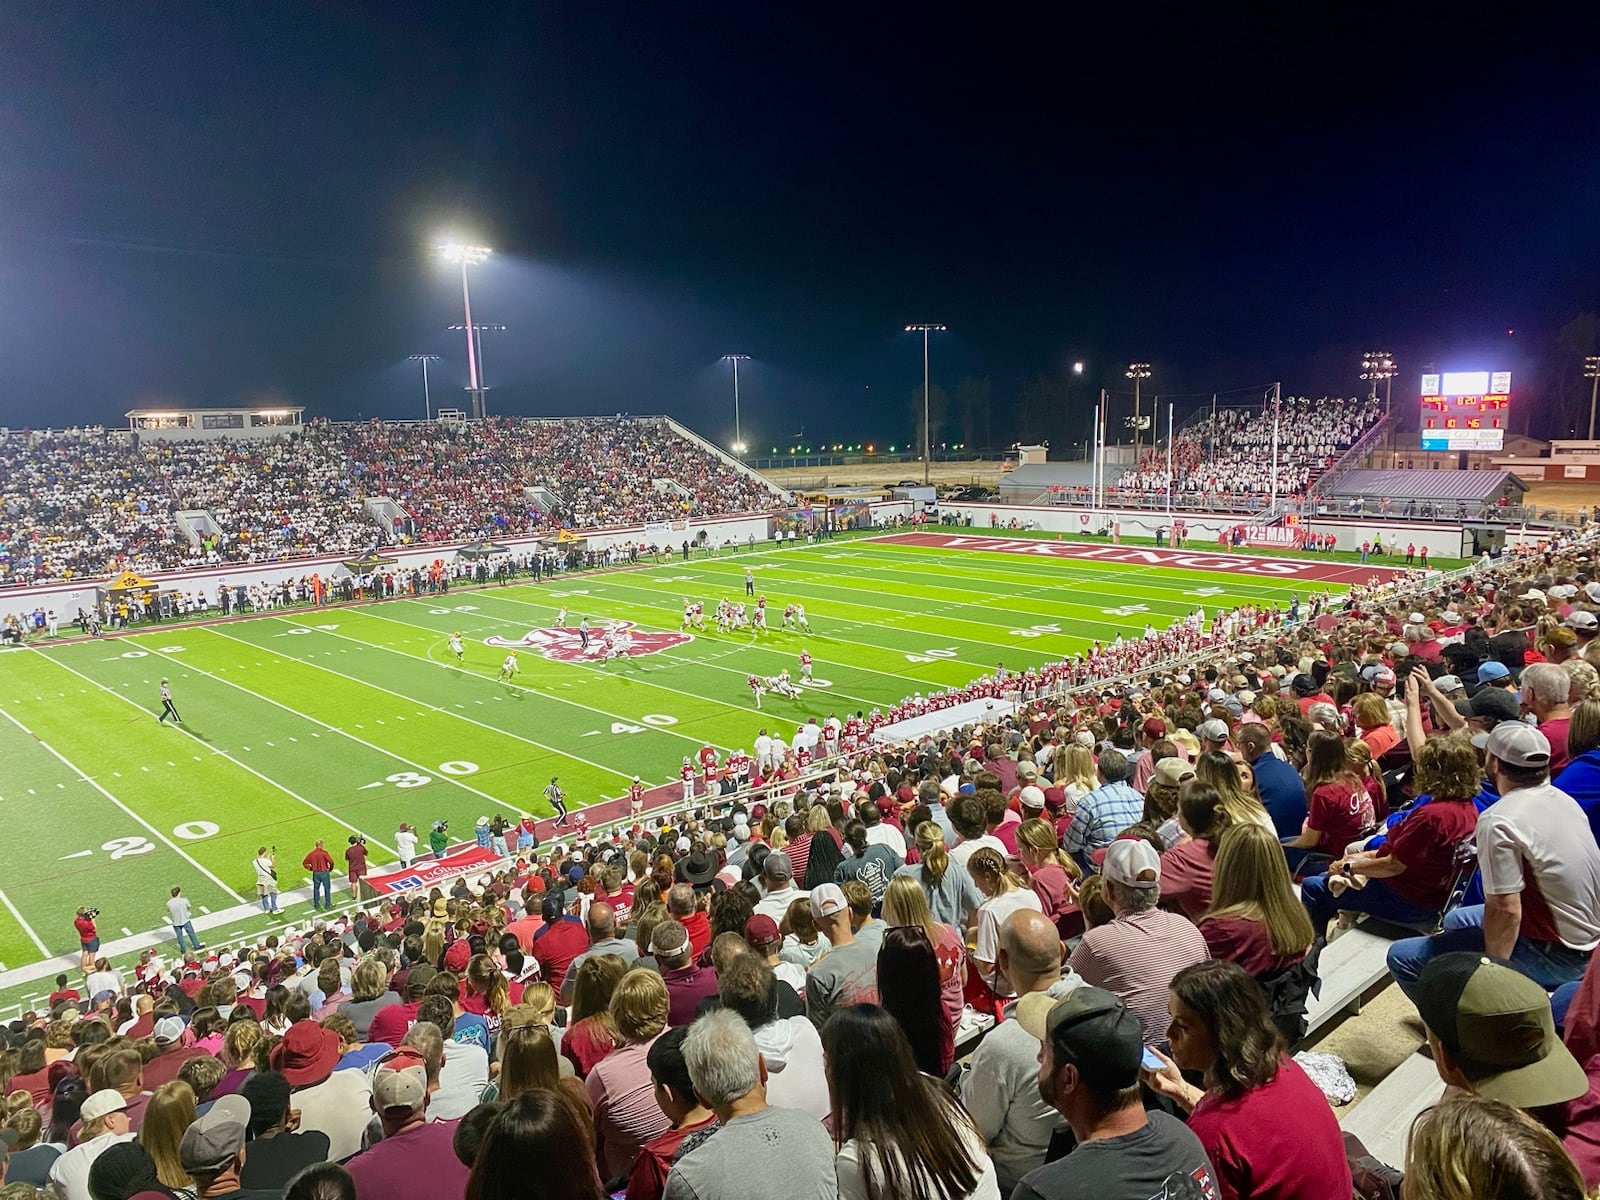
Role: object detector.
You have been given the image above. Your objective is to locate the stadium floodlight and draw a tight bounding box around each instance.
[1125,362,1152,458]
[1072,361,1085,375]
[722,355,751,459]
[449,323,507,406]
[408,354,442,421]
[1585,356,1600,441]
[905,324,948,486]
[434,242,493,418]
[1361,351,1399,454]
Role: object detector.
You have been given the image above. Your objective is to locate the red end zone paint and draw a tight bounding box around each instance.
[869,532,1413,585]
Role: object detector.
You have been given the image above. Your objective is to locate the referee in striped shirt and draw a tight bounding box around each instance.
[157,678,183,725]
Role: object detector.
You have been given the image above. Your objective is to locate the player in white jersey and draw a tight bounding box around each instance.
[682,599,695,630]
[497,651,519,682]
[793,603,812,633]
[449,631,465,663]
[555,606,568,627]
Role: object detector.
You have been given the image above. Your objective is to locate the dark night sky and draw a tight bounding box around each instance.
[1,6,1597,449]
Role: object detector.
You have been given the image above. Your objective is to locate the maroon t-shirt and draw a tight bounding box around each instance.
[366,999,422,1047]
[1382,798,1479,909]
[532,918,589,993]
[1308,778,1376,852]
[345,842,369,879]
[1199,915,1304,978]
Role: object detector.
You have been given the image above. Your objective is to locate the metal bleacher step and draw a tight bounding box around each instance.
[1304,925,1399,1038]
[1338,1050,1447,1170]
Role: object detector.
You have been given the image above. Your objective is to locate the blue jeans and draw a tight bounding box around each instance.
[1387,904,1592,1001]
[172,922,202,952]
[311,871,332,910]
[1301,873,1437,938]
[260,890,278,914]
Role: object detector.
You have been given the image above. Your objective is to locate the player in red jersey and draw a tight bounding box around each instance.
[748,673,765,708]
[628,775,645,816]
[678,756,695,801]
[798,649,813,682]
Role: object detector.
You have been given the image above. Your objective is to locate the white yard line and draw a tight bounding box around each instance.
[0,697,248,905]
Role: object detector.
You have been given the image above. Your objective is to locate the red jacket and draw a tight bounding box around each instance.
[303,848,335,872]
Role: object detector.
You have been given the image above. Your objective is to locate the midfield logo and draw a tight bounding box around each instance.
[485,620,692,661]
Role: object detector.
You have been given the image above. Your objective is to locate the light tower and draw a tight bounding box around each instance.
[905,323,947,486]
[720,355,751,457]
[1125,362,1152,459]
[435,242,492,418]
[1586,356,1600,441]
[1361,351,1398,457]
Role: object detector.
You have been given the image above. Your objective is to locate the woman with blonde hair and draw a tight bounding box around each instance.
[137,1079,197,1193]
[1406,1094,1589,1200]
[1056,743,1098,809]
[586,969,672,1181]
[881,874,967,1032]
[1350,692,1400,760]
[1192,751,1273,831]
[1014,818,1079,927]
[1200,823,1314,979]
[966,847,1042,1001]
[894,821,982,928]
[1563,658,1600,704]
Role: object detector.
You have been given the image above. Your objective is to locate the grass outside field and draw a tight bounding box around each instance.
[0,532,1369,1005]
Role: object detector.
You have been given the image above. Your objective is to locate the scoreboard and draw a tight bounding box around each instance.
[1420,370,1510,451]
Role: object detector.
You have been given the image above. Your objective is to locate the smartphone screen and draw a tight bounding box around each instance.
[1141,1046,1164,1071]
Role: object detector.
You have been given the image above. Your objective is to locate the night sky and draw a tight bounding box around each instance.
[2,6,1597,450]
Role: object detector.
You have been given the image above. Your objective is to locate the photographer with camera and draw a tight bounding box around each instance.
[254,845,280,914]
[74,905,99,973]
[345,834,369,899]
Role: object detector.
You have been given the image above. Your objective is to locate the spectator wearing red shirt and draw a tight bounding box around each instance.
[666,883,712,959]
[303,841,335,912]
[367,964,437,1047]
[531,894,588,995]
[345,836,370,900]
[1145,961,1351,1200]
[1302,733,1482,938]
[1523,662,1574,772]
[1283,732,1375,861]
[47,974,80,1008]
[74,907,98,973]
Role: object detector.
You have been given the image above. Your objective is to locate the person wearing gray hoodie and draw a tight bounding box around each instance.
[716,952,829,1121]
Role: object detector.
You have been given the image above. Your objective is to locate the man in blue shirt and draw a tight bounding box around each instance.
[1062,748,1143,873]
[1237,723,1307,839]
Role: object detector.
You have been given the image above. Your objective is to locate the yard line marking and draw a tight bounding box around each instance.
[243,619,724,758]
[0,885,49,957]
[131,638,611,815]
[0,700,247,905]
[31,654,398,857]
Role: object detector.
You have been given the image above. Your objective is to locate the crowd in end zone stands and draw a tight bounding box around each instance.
[8,536,1600,1197]
[0,418,785,588]
[1116,395,1384,503]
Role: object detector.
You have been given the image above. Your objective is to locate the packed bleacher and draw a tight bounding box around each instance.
[1115,394,1384,503]
[9,531,1600,1198]
[0,417,786,587]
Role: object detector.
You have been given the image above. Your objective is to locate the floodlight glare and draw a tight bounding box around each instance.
[436,242,492,266]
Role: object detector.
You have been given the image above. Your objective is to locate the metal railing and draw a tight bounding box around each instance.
[1307,415,1393,499]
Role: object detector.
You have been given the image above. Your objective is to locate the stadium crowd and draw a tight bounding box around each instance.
[0,418,785,587]
[1115,395,1384,504]
[7,530,1600,1198]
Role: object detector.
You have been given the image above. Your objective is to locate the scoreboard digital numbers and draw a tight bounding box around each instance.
[1420,370,1510,451]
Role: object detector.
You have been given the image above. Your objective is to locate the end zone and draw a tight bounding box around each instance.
[867,532,1415,585]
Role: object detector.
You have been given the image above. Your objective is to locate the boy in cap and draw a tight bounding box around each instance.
[1388,723,1600,1001]
[1013,987,1215,1200]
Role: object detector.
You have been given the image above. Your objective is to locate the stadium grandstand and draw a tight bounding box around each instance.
[0,414,789,587]
[5,401,1600,1199]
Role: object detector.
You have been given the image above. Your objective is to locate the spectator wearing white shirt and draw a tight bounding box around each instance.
[859,798,907,858]
[47,1090,135,1200]
[395,822,418,868]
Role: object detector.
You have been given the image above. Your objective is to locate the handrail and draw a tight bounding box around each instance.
[1308,414,1392,499]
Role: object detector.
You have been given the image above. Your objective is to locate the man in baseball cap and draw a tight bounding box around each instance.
[1070,841,1209,1045]
[804,883,876,1029]
[1413,952,1589,1105]
[753,851,806,924]
[179,1094,252,1194]
[1014,987,1215,1200]
[1389,722,1600,1002]
[345,1051,469,1200]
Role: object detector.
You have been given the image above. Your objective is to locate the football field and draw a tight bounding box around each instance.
[0,530,1402,987]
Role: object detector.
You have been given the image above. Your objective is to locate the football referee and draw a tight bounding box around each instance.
[545,776,570,828]
[157,678,183,725]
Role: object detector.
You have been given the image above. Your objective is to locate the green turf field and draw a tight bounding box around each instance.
[0,532,1357,987]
